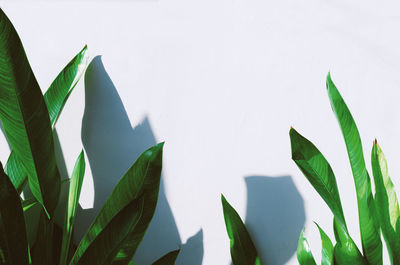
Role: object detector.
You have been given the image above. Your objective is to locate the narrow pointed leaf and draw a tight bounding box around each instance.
[31,210,54,265]
[22,198,38,211]
[5,45,89,193]
[314,222,333,265]
[371,140,400,264]
[0,162,29,265]
[0,8,60,215]
[151,250,180,265]
[297,229,316,265]
[60,150,86,265]
[326,73,382,264]
[221,194,261,265]
[290,127,346,226]
[70,143,164,265]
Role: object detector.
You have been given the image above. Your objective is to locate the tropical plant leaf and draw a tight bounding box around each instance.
[326,73,382,264]
[221,194,260,265]
[60,150,86,265]
[297,228,316,265]
[371,140,400,265]
[0,162,29,265]
[151,249,180,265]
[5,45,89,194]
[314,222,333,265]
[70,143,164,265]
[31,210,54,265]
[0,8,61,216]
[22,198,38,212]
[290,127,346,226]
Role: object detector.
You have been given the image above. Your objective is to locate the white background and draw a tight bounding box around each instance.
[1,1,400,264]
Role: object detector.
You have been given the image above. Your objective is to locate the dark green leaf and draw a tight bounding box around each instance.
[60,150,86,265]
[0,8,60,216]
[0,162,29,265]
[151,250,180,265]
[31,210,54,265]
[221,194,260,265]
[326,73,382,264]
[22,198,38,212]
[70,143,164,265]
[371,140,400,265]
[297,228,316,265]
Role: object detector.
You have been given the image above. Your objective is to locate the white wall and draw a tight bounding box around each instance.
[1,1,400,264]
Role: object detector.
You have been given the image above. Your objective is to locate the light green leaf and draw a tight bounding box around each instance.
[371,140,400,265]
[314,222,333,265]
[221,194,260,265]
[70,143,164,265]
[151,250,180,265]
[290,127,346,226]
[0,162,29,265]
[326,73,382,264]
[0,8,61,216]
[60,150,86,265]
[5,45,89,194]
[297,228,316,265]
[22,198,38,212]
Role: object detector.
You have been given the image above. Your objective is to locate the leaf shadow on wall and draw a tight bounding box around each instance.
[76,56,203,264]
[243,175,305,265]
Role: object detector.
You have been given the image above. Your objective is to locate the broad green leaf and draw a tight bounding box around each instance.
[371,140,400,265]
[31,210,54,265]
[290,127,346,226]
[326,73,382,264]
[0,162,29,265]
[22,198,38,211]
[0,8,61,216]
[70,143,164,265]
[5,45,89,193]
[333,217,366,264]
[151,250,180,265]
[221,194,261,265]
[314,222,333,265]
[60,150,86,265]
[297,229,316,265]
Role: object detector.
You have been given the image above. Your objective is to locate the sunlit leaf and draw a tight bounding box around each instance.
[297,228,316,265]
[314,222,333,265]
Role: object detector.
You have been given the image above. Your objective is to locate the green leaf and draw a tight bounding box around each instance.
[0,8,61,216]
[221,194,260,265]
[326,73,382,264]
[0,162,29,265]
[70,143,164,265]
[289,127,346,226]
[297,228,316,265]
[151,250,180,265]
[22,198,38,212]
[5,45,89,194]
[31,210,54,265]
[371,140,400,265]
[333,217,366,264]
[314,222,333,265]
[60,150,86,265]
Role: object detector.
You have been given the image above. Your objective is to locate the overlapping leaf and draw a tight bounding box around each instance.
[221,194,260,265]
[315,223,333,265]
[151,250,180,265]
[297,229,316,265]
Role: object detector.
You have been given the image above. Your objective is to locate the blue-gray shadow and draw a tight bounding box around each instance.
[244,176,305,265]
[78,56,203,264]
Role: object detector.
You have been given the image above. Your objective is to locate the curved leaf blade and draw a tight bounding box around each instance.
[290,127,346,226]
[326,73,382,264]
[221,194,260,265]
[371,140,400,264]
[0,8,60,215]
[297,228,316,265]
[70,143,164,265]
[314,222,333,265]
[60,150,86,265]
[0,162,29,265]
[5,45,89,193]
[151,250,180,265]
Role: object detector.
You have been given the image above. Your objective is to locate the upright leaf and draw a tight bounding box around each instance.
[297,229,316,265]
[314,222,333,265]
[326,73,382,264]
[290,127,346,226]
[371,140,400,265]
[5,45,89,193]
[70,143,164,265]
[0,162,29,265]
[151,250,180,265]
[221,194,261,265]
[60,150,86,265]
[0,8,60,215]
[31,210,54,265]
